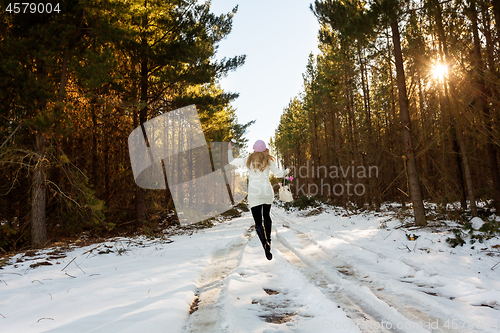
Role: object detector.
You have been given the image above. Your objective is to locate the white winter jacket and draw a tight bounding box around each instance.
[228,150,287,208]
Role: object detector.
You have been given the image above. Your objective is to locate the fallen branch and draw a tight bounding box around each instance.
[0,272,22,276]
[383,230,395,240]
[382,217,396,224]
[74,261,85,274]
[0,313,5,318]
[37,318,54,322]
[65,272,76,278]
[395,222,415,229]
[82,244,103,256]
[61,257,76,271]
[492,261,500,271]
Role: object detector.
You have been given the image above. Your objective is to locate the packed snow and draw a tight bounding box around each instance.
[1,204,499,332]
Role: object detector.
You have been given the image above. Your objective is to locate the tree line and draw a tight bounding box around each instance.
[273,0,500,225]
[0,0,251,250]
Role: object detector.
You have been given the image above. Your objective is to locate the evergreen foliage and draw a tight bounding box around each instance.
[0,0,249,250]
[274,0,500,224]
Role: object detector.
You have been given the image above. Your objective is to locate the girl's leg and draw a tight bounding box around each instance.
[262,204,272,245]
[251,204,268,248]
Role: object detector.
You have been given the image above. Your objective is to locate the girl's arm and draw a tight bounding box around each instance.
[270,161,289,178]
[228,149,246,167]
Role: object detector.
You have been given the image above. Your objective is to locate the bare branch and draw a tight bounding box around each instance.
[0,123,22,151]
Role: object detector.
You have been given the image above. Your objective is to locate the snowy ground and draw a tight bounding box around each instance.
[1,204,500,333]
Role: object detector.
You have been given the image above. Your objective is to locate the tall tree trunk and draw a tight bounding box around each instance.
[91,97,99,185]
[386,29,402,207]
[321,98,334,197]
[470,0,500,212]
[481,1,500,152]
[432,0,478,215]
[311,103,320,165]
[390,20,426,226]
[31,133,48,247]
[416,68,431,182]
[358,45,379,208]
[454,121,478,216]
[451,129,467,209]
[31,52,68,246]
[135,4,149,224]
[344,67,355,149]
[103,122,110,200]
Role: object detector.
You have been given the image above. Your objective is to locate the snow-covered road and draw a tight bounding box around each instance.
[1,205,499,332]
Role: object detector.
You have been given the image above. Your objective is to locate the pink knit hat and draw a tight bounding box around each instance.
[253,140,267,152]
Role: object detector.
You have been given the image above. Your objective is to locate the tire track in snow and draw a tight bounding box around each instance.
[182,226,252,333]
[185,220,362,332]
[272,211,497,333]
[272,235,395,333]
[271,211,448,333]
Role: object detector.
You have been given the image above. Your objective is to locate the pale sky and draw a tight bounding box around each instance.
[210,0,320,151]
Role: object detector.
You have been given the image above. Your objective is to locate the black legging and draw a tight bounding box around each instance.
[251,204,272,248]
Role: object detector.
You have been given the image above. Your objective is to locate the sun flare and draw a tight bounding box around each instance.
[432,63,448,81]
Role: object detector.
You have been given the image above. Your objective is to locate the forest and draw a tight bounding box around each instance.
[0,0,252,250]
[274,0,500,227]
[2,0,500,251]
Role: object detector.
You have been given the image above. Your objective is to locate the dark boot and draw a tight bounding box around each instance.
[255,225,268,248]
[256,225,272,260]
[264,243,273,260]
[264,219,272,248]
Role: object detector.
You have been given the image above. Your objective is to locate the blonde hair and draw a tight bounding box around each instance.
[246,149,276,172]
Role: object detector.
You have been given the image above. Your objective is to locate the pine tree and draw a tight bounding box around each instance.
[311,0,426,224]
